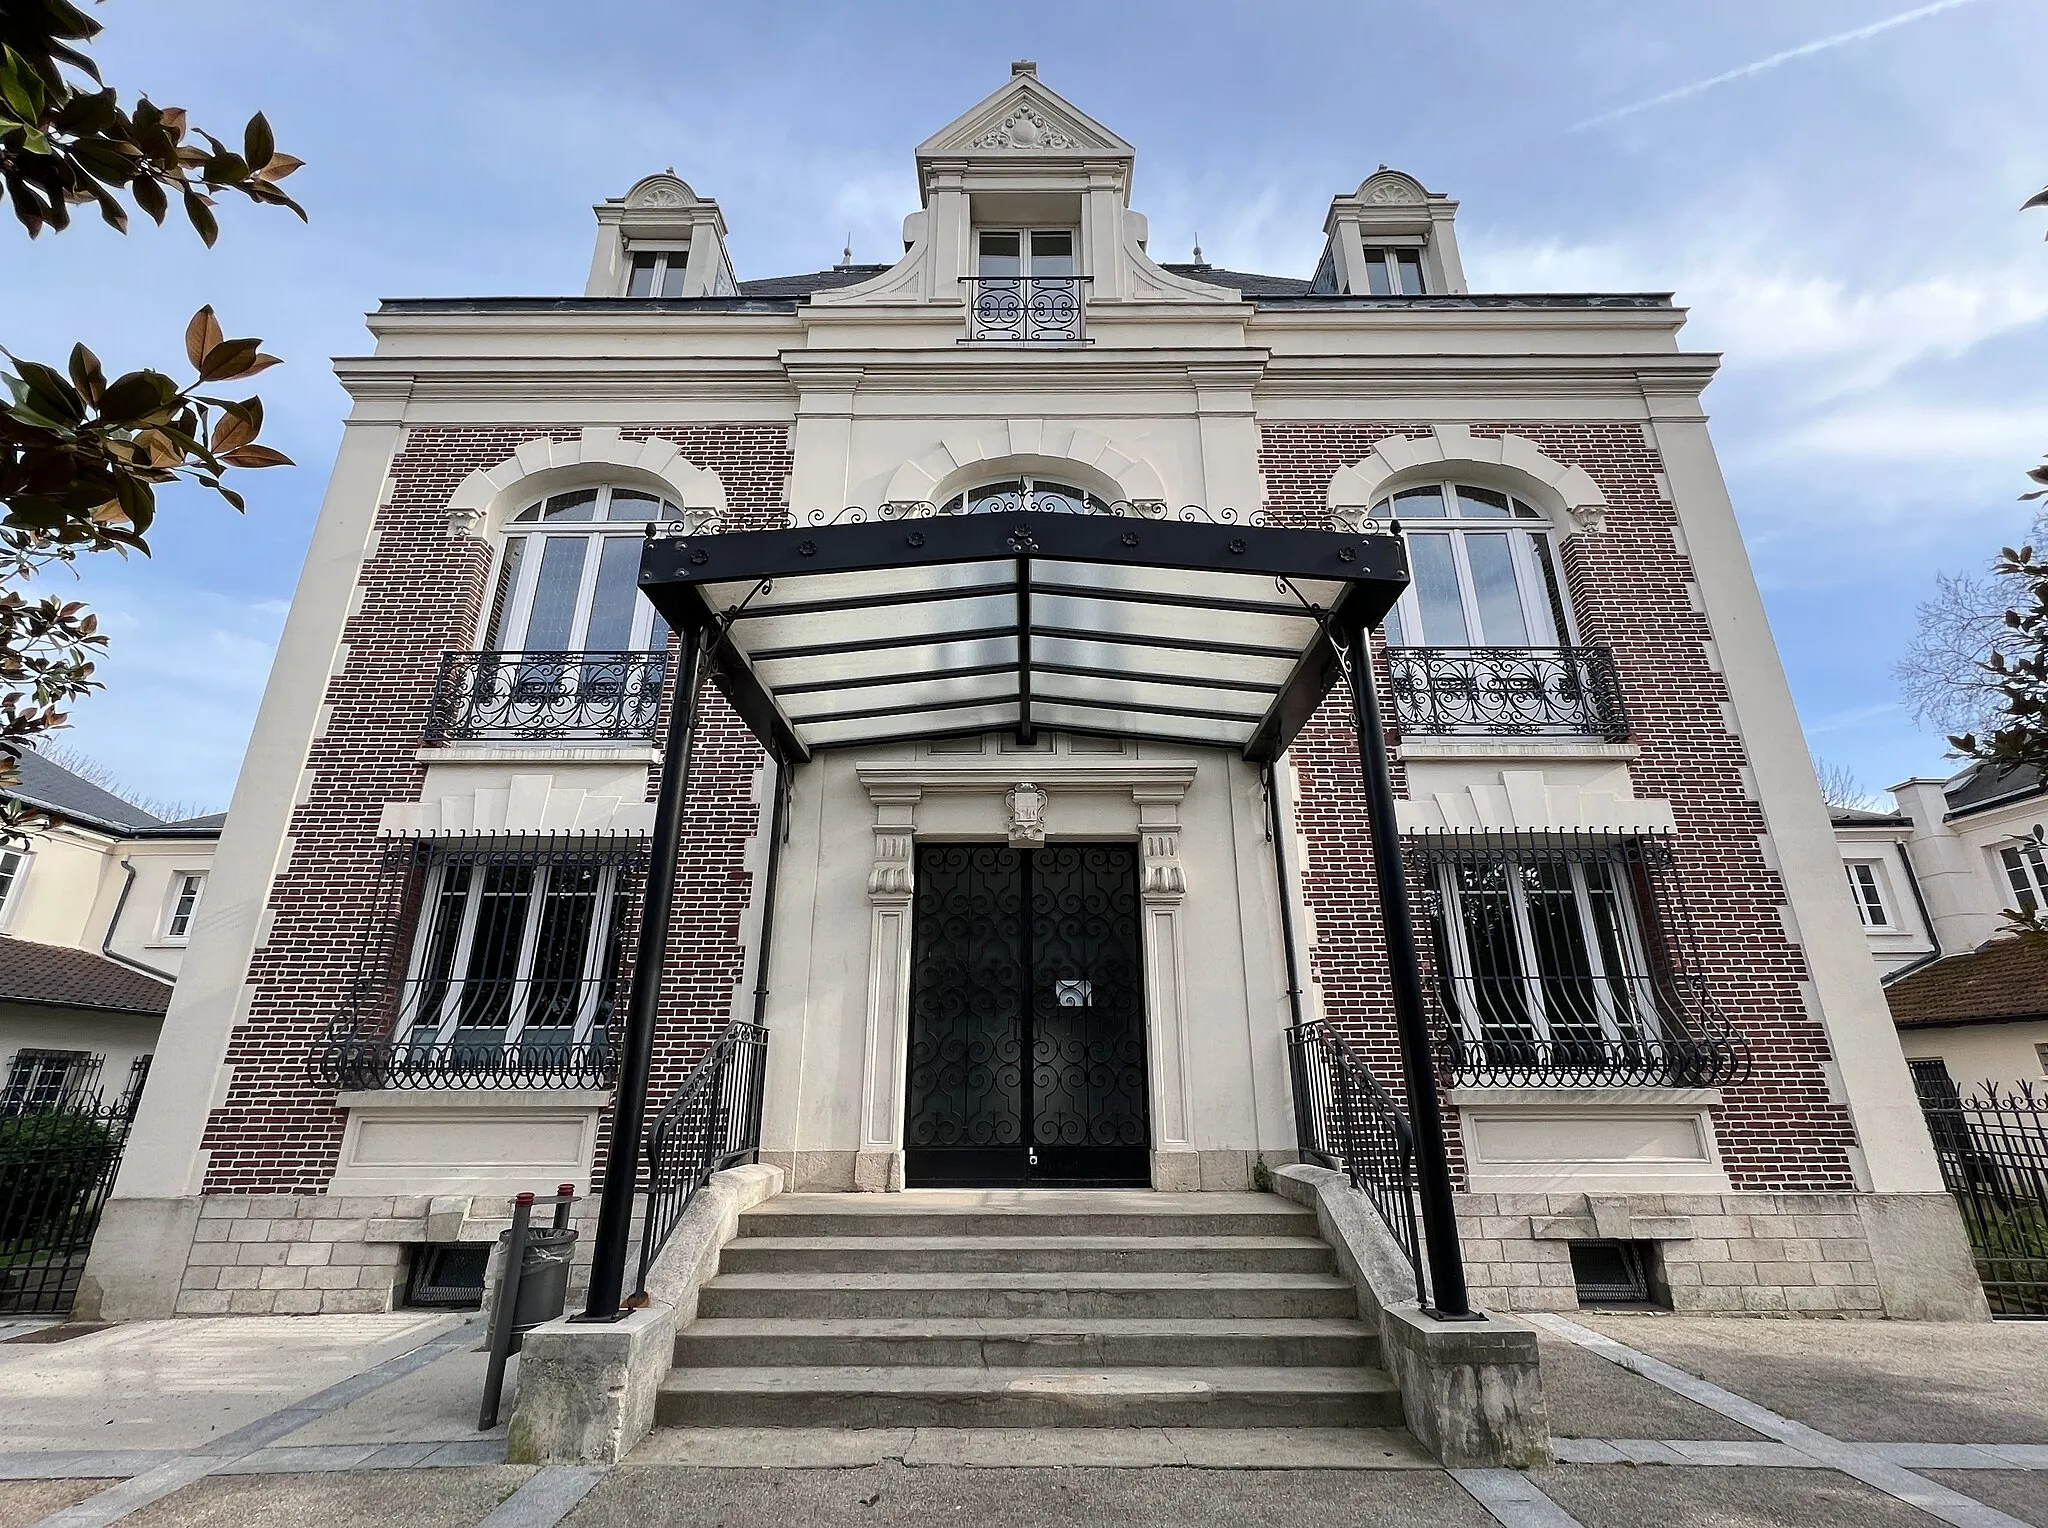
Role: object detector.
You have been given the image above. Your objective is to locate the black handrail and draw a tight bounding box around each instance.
[1286,1019,1425,1304]
[633,1020,769,1297]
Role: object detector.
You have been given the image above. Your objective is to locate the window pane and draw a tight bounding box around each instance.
[1392,485,1448,518]
[1382,600,1406,646]
[1029,230,1075,275]
[606,488,665,521]
[1363,250,1393,296]
[535,490,598,523]
[1394,249,1425,295]
[523,537,589,650]
[453,863,534,1043]
[1031,479,1088,513]
[489,537,525,646]
[1456,486,1513,519]
[967,479,1026,513]
[523,864,603,1044]
[626,251,658,297]
[1452,862,1533,1043]
[1465,532,1531,646]
[1521,862,1602,1046]
[583,536,642,650]
[658,256,687,298]
[407,864,471,1045]
[1530,535,1568,645]
[978,230,1021,276]
[1583,861,1649,1040]
[2005,847,2041,912]
[1409,534,1470,645]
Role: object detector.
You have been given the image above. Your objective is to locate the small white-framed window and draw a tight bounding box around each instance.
[1374,483,1570,648]
[0,846,28,927]
[2,1048,98,1112]
[1843,861,1892,928]
[1361,245,1426,295]
[976,228,1077,279]
[492,486,680,653]
[164,872,206,941]
[1999,842,2048,913]
[625,247,689,297]
[398,851,624,1059]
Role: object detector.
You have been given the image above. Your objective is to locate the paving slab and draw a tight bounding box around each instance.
[1538,1334,1766,1440]
[0,1479,105,1528]
[276,1343,509,1446]
[1923,1471,2048,1528]
[118,1465,533,1528]
[628,1429,918,1467]
[1533,1463,1941,1528]
[1575,1314,2048,1444]
[0,1314,460,1454]
[568,1462,1496,1527]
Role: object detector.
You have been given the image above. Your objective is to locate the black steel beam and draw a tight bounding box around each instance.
[580,629,705,1322]
[1341,618,1473,1321]
[641,514,1406,594]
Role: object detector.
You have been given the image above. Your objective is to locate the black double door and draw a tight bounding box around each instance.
[904,842,1150,1187]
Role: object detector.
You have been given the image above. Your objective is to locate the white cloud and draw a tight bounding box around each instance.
[1779,401,2048,462]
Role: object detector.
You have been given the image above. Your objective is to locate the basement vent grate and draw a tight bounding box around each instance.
[1569,1240,1653,1306]
[405,1243,489,1308]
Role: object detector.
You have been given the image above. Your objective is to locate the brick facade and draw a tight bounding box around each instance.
[198,423,792,1194]
[1262,421,1862,1193]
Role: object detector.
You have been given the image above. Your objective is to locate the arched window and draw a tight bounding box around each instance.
[490,486,677,652]
[1374,483,1571,648]
[938,476,1113,516]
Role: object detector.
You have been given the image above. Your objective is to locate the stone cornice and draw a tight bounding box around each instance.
[854,758,1198,802]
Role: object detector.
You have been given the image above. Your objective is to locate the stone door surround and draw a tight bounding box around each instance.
[851,756,1199,1191]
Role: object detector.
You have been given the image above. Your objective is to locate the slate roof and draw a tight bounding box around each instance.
[132,812,225,838]
[736,266,893,298]
[1942,761,2047,818]
[1830,806,1909,826]
[8,749,162,835]
[0,935,172,1016]
[1158,264,1315,296]
[1884,938,2048,1029]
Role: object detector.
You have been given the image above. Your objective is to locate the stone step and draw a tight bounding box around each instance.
[673,1317,1379,1369]
[741,1194,1315,1243]
[654,1364,1405,1430]
[717,1234,1336,1275]
[698,1270,1362,1320]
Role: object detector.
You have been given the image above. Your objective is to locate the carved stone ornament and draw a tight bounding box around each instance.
[447,504,489,540]
[1366,178,1422,205]
[868,828,914,901]
[1006,782,1049,848]
[1565,502,1608,536]
[972,106,1079,151]
[1141,828,1186,901]
[629,183,687,208]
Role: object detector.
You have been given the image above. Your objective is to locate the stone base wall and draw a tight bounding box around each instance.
[172,1194,612,1317]
[1458,1190,1885,1317]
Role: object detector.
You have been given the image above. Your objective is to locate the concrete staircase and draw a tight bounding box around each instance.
[655,1189,1404,1431]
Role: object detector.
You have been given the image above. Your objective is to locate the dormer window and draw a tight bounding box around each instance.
[967,228,1086,342]
[626,248,689,297]
[1362,245,1426,296]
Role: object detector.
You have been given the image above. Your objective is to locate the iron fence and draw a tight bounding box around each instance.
[423,650,670,742]
[1388,645,1630,741]
[0,1087,137,1314]
[1286,1020,1424,1303]
[634,1021,769,1296]
[960,275,1091,343]
[1917,1082,2048,1318]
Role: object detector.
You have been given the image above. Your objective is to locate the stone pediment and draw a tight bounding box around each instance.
[916,65,1135,170]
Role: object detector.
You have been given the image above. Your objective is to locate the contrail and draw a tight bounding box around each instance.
[1571,0,1982,132]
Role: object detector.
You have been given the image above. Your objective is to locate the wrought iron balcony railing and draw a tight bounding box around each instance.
[960,274,1091,343]
[1388,645,1629,741]
[312,1034,618,1091]
[424,649,669,743]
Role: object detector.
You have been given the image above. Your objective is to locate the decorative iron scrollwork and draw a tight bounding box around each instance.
[799,499,1271,529]
[1387,645,1630,741]
[961,275,1091,343]
[423,650,670,743]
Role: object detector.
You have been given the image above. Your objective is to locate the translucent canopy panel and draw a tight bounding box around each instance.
[639,512,1408,762]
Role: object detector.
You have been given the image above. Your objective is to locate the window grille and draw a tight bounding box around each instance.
[1406,830,1746,1088]
[1,1049,104,1114]
[313,833,649,1090]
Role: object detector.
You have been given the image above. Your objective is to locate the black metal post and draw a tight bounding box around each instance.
[748,755,790,1031]
[1343,621,1473,1320]
[1264,763,1307,1034]
[479,1192,532,1429]
[580,632,704,1321]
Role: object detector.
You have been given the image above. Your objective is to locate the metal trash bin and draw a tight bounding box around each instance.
[500,1225,577,1350]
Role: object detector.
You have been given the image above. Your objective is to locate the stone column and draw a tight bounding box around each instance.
[854,786,918,1191]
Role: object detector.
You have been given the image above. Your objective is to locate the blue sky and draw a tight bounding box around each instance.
[2,0,2042,811]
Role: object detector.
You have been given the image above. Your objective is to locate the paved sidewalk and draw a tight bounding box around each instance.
[0,1312,2041,1526]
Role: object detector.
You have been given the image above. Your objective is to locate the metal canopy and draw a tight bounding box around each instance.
[638,512,1408,763]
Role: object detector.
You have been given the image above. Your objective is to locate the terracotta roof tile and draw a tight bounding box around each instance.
[1885,937,2048,1028]
[0,935,172,1016]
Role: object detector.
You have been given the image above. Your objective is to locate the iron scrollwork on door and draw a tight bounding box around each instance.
[1029,845,1147,1169]
[905,846,1026,1157]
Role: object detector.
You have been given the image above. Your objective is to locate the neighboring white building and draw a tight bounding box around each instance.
[0,748,221,1111]
[1834,763,2048,1097]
